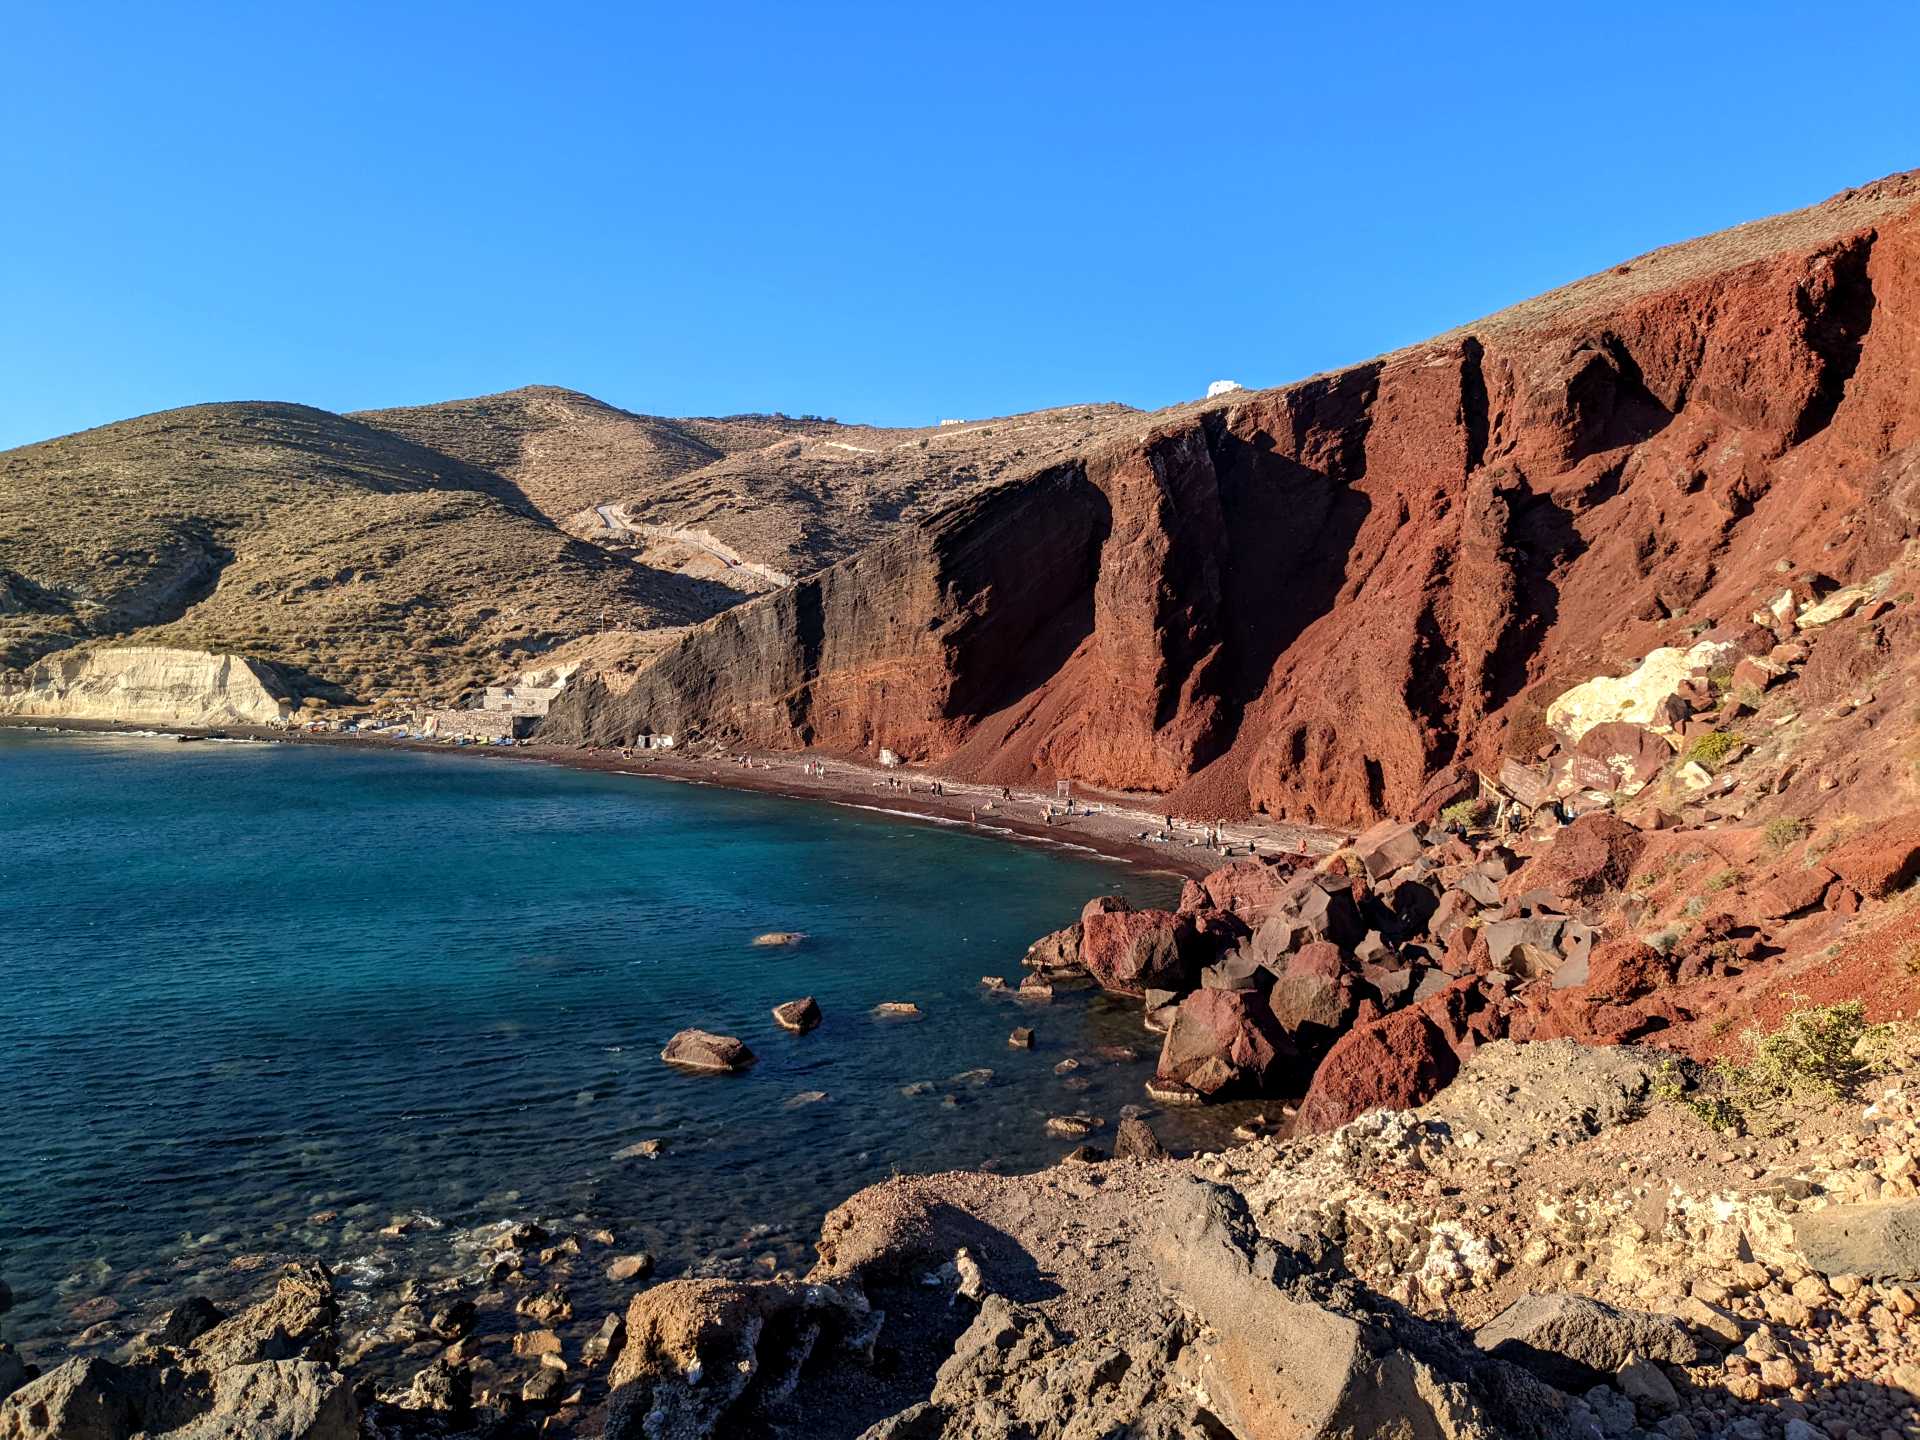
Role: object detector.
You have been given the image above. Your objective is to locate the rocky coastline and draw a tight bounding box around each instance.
[5,1036,1917,1439]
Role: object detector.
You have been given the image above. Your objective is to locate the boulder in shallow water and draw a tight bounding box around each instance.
[1155,989,1293,1099]
[1079,906,1201,996]
[751,931,806,947]
[771,996,821,1033]
[661,1029,755,1073]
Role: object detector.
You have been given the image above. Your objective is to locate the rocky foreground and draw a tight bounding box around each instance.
[4,1038,1916,1439]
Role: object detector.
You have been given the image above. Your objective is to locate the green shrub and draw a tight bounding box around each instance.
[1743,1002,1891,1103]
[1685,731,1747,770]
[1708,664,1737,694]
[1440,796,1490,829]
[1652,1059,1744,1134]
[1764,816,1810,852]
[1705,868,1742,892]
[1655,1003,1893,1135]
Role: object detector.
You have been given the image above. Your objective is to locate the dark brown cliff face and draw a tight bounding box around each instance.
[548,173,1920,828]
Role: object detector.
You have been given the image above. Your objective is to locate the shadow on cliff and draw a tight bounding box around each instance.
[1201,420,1373,749]
[1481,334,1676,719]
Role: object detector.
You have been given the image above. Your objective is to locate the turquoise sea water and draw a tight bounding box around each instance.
[0,731,1197,1361]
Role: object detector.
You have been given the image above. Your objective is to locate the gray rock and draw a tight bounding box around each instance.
[1113,1115,1166,1161]
[1147,1180,1570,1436]
[1456,866,1504,907]
[582,1311,626,1369]
[388,1356,470,1417]
[1481,916,1566,979]
[1353,820,1423,879]
[1474,1293,1700,1390]
[1793,1199,1920,1280]
[158,1296,225,1349]
[0,1357,174,1439]
[0,1347,25,1406]
[192,1263,339,1368]
[771,997,821,1033]
[1199,948,1275,992]
[186,1360,356,1439]
[1617,1355,1678,1411]
[660,1028,756,1072]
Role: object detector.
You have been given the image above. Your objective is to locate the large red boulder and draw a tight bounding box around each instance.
[1155,988,1294,1098]
[1294,976,1503,1132]
[1199,857,1296,927]
[1751,863,1836,921]
[1509,992,1679,1045]
[1827,814,1920,900]
[1520,814,1646,900]
[1079,906,1200,996]
[1573,722,1674,794]
[1294,1007,1458,1132]
[1580,938,1678,1004]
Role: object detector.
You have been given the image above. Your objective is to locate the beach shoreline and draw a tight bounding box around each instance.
[0,717,1343,880]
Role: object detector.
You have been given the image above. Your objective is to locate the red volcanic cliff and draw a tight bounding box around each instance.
[545,172,1920,827]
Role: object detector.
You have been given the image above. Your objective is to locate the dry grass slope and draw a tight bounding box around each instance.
[353,385,827,524]
[0,401,715,702]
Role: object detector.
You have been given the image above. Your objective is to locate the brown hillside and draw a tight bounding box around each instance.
[0,401,715,702]
[352,385,823,525]
[597,402,1140,581]
[549,170,1920,830]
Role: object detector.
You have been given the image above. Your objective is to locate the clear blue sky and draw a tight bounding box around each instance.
[3,2,1917,451]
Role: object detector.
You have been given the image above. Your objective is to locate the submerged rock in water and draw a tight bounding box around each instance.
[871,1002,922,1020]
[661,1029,755,1073]
[1044,1114,1103,1139]
[751,931,807,947]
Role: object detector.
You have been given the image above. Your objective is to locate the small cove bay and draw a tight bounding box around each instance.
[0,730,1211,1365]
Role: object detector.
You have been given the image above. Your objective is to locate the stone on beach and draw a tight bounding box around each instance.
[660,1029,756,1073]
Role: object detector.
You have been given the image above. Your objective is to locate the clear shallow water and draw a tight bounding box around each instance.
[0,731,1217,1361]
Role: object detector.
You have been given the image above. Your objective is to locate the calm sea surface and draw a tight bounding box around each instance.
[0,731,1212,1361]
